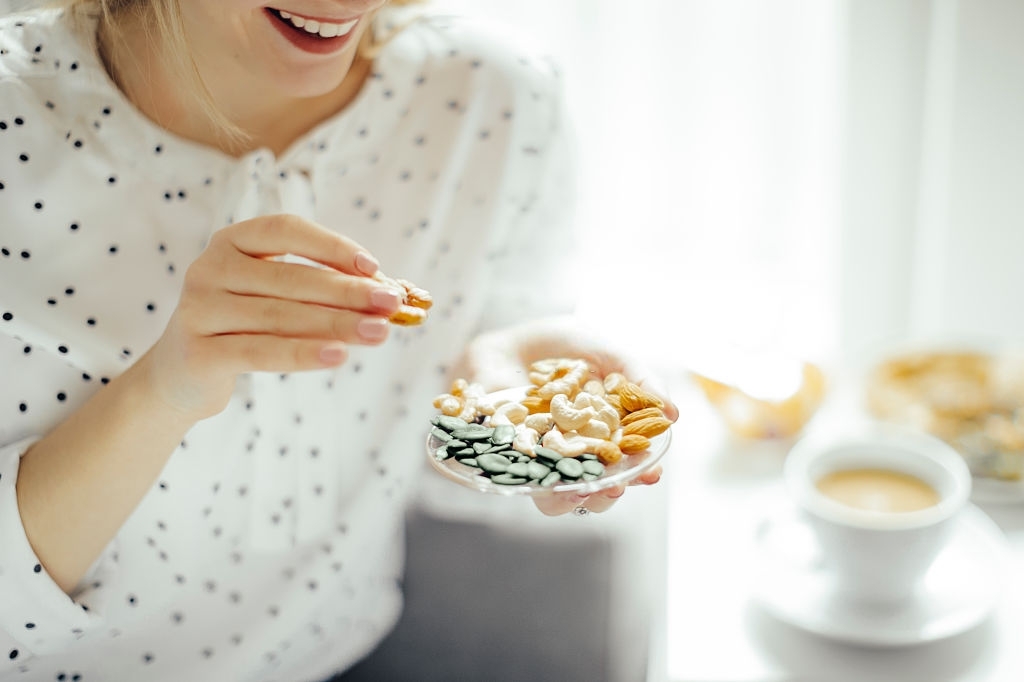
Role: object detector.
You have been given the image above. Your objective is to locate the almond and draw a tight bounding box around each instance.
[620,407,665,426]
[622,416,672,438]
[618,382,665,412]
[618,434,651,454]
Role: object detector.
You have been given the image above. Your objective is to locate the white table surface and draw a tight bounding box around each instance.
[652,375,1024,682]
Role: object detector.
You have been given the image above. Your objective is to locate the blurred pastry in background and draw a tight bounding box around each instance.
[691,358,827,440]
[865,349,1024,481]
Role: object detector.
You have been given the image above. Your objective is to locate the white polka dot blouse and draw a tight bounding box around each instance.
[0,7,574,681]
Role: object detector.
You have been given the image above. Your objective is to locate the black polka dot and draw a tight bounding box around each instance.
[69,222,79,231]
[57,392,66,401]
[86,317,96,326]
[24,623,34,629]
[18,153,28,162]
[33,564,41,573]
[108,245,118,254]
[18,403,27,413]
[8,649,17,660]
[20,250,30,259]
[2,312,12,321]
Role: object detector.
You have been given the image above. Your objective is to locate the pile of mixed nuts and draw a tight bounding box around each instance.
[429,358,673,487]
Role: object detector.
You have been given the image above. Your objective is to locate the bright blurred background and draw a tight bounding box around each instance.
[432,0,1024,382]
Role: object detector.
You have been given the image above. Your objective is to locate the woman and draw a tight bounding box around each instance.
[0,1,673,679]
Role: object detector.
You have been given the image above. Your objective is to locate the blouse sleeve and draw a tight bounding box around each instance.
[0,436,104,671]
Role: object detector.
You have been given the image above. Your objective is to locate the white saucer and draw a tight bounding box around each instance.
[750,503,1009,647]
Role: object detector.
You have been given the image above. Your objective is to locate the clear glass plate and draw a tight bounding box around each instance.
[425,386,671,497]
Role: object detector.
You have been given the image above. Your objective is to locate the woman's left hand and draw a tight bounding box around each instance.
[453,315,678,517]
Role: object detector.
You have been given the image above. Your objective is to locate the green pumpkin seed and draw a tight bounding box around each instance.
[460,458,478,468]
[582,473,599,481]
[527,462,551,480]
[446,439,468,449]
[472,442,492,454]
[476,453,512,474]
[507,462,531,478]
[581,460,605,476]
[451,426,495,441]
[540,471,562,487]
[580,453,598,461]
[431,428,453,442]
[491,473,528,485]
[434,446,450,461]
[485,443,512,454]
[555,458,584,479]
[435,416,470,432]
[491,424,516,445]
[534,446,563,464]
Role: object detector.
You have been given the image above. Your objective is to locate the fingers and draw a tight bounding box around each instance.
[532,483,628,516]
[209,335,349,374]
[223,253,403,315]
[533,492,589,516]
[583,484,626,513]
[632,466,663,486]
[198,293,391,345]
[216,214,379,276]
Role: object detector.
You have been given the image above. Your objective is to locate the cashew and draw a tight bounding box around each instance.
[577,418,611,440]
[542,427,590,458]
[533,359,590,400]
[524,412,555,435]
[491,401,528,426]
[550,394,596,432]
[513,426,540,456]
[583,379,606,397]
[433,394,463,417]
[573,392,621,431]
[603,372,628,394]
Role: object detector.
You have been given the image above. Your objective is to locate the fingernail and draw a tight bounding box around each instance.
[604,486,626,499]
[370,287,402,313]
[357,317,389,342]
[319,344,346,365]
[355,252,379,276]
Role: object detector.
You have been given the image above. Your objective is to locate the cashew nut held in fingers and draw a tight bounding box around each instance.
[550,394,597,432]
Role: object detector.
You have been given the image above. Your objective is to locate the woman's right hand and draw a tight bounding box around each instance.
[138,214,403,421]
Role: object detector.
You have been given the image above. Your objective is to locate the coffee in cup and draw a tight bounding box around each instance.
[784,425,972,604]
[815,468,940,513]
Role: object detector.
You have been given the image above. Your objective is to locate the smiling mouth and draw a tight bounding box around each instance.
[268,8,360,39]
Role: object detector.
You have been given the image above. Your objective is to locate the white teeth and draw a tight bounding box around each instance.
[277,9,359,38]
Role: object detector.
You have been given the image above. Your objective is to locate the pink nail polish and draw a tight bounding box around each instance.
[355,252,379,276]
[370,288,402,312]
[357,317,389,342]
[320,345,346,365]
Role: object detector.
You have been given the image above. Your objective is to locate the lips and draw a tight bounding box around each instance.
[265,7,361,55]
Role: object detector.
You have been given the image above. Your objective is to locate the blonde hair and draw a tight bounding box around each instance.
[55,0,419,147]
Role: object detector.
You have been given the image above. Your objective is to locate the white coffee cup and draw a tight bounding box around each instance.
[783,425,972,604]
